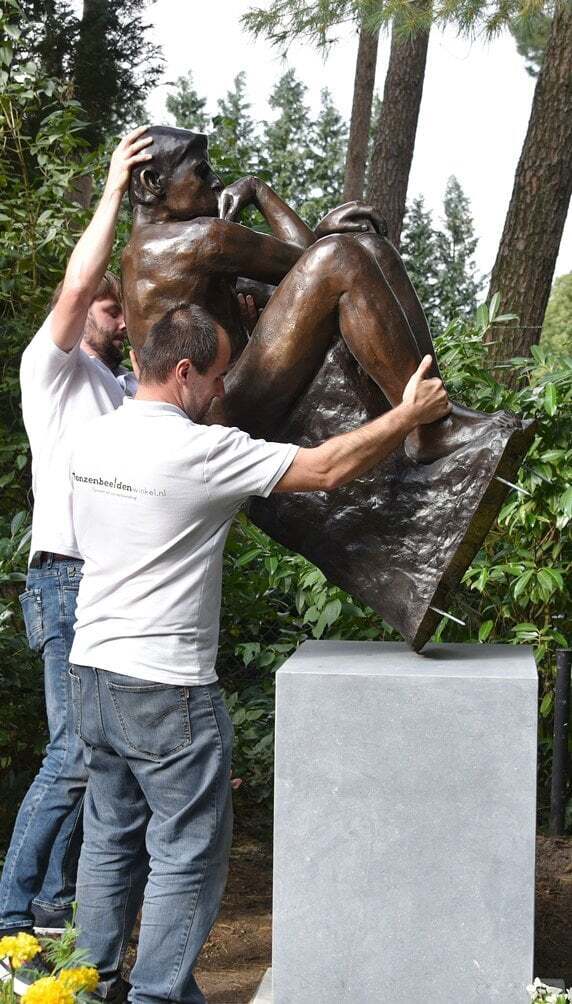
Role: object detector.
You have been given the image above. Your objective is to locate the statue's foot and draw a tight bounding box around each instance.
[404,404,518,464]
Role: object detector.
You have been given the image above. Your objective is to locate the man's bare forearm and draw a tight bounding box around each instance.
[317,403,418,488]
[63,188,123,300]
[274,403,419,493]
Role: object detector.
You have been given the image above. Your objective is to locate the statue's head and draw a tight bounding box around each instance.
[129,125,223,219]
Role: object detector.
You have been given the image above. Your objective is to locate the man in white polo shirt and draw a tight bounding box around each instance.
[69,303,450,1004]
[0,127,153,957]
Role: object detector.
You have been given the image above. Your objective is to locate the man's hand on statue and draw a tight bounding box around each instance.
[104,126,154,197]
[218,176,259,222]
[314,202,387,239]
[237,292,260,335]
[402,355,452,426]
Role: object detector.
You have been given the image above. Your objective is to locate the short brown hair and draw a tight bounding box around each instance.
[51,270,122,309]
[139,304,220,383]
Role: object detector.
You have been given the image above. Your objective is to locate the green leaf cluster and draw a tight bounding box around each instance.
[400,179,482,334]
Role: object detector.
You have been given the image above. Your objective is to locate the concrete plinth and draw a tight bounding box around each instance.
[268,642,537,1004]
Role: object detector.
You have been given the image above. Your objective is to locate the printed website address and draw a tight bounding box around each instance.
[72,472,167,497]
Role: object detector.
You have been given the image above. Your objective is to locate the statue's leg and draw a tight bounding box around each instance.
[354,233,441,376]
[354,232,512,453]
[218,234,422,438]
[217,234,510,462]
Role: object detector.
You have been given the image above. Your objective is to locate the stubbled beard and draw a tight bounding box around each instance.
[83,317,123,371]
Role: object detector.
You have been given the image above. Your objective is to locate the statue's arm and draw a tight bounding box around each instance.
[219,177,315,248]
[190,217,303,285]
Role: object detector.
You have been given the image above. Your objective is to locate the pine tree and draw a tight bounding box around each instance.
[262,69,312,211]
[510,11,552,77]
[166,72,208,131]
[14,0,163,148]
[400,196,442,333]
[212,71,257,174]
[302,88,347,227]
[436,176,481,323]
[74,0,163,146]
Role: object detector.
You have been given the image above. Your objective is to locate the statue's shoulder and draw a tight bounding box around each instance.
[127,217,221,255]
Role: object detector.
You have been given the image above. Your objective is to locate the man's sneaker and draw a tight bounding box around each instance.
[32,904,73,934]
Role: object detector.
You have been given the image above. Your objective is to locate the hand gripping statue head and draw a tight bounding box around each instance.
[122,126,534,649]
[129,126,222,219]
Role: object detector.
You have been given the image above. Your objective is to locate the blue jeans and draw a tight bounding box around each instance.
[0,556,86,932]
[71,666,234,1004]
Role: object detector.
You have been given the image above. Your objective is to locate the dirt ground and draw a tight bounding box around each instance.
[126,832,572,1003]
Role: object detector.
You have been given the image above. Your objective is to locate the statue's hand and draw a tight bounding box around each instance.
[218,176,259,222]
[314,202,387,239]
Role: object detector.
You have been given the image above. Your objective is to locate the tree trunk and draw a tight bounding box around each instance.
[485,2,572,374]
[343,21,380,202]
[366,19,430,247]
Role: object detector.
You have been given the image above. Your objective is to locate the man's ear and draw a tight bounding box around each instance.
[175,358,192,385]
[129,166,165,206]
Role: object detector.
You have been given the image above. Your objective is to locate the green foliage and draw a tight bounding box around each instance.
[510,10,552,75]
[401,180,482,334]
[40,913,94,972]
[541,272,572,354]
[73,0,163,146]
[213,71,256,170]
[437,175,481,322]
[300,88,347,226]
[165,71,208,132]
[242,0,364,50]
[11,0,163,148]
[242,0,552,43]
[400,195,442,330]
[262,68,313,210]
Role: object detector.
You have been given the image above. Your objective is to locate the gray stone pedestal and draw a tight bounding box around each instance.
[255,641,537,1004]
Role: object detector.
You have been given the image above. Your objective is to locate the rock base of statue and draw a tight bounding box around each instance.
[249,338,535,650]
[251,641,537,1004]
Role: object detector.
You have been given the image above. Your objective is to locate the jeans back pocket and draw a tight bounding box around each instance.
[106,678,192,760]
[19,588,43,652]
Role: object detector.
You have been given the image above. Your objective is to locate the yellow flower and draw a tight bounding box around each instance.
[58,967,99,993]
[21,976,74,1004]
[0,932,41,968]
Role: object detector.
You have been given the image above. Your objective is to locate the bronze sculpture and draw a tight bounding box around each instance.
[123,127,533,649]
